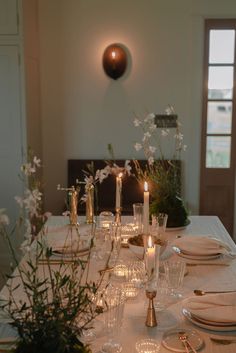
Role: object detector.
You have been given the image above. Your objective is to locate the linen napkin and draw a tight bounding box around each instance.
[173,235,231,256]
[185,292,236,324]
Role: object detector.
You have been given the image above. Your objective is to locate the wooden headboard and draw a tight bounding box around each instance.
[68,159,147,215]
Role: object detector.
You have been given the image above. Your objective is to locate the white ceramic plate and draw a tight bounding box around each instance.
[52,247,89,258]
[172,246,221,260]
[190,312,236,327]
[182,308,236,332]
[162,327,204,352]
[177,252,221,261]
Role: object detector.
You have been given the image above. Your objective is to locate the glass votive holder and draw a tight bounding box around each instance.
[99,211,114,229]
[123,282,139,299]
[113,261,128,278]
[127,260,146,288]
[135,338,160,353]
[121,223,136,247]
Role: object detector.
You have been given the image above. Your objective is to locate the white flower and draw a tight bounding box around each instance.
[134,143,142,151]
[133,118,141,127]
[149,123,156,132]
[0,209,9,226]
[148,156,154,165]
[80,194,87,203]
[20,239,31,254]
[84,175,94,186]
[95,165,111,183]
[144,113,155,122]
[15,196,24,208]
[165,105,175,115]
[33,156,41,167]
[124,160,132,176]
[142,132,151,142]
[21,163,35,176]
[161,129,169,137]
[62,210,70,216]
[174,132,184,141]
[149,146,156,154]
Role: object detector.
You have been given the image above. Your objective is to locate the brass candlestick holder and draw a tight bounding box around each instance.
[115,207,122,224]
[57,184,80,226]
[86,183,95,224]
[145,290,157,327]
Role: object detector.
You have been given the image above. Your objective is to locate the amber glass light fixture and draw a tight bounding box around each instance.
[103,43,127,80]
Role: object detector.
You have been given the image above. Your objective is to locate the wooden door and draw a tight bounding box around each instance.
[200,20,236,235]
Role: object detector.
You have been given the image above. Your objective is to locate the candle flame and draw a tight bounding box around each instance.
[147,235,153,248]
[118,172,123,178]
[144,181,148,192]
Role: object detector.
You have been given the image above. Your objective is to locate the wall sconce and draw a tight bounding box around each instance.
[103,43,127,80]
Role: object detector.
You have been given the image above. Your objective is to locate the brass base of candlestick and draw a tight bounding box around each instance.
[145,290,157,327]
[115,207,122,224]
[86,218,95,224]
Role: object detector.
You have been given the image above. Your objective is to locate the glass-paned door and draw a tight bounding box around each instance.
[200,20,236,235]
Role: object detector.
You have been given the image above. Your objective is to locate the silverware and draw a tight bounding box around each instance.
[194,289,236,296]
[210,337,236,345]
[179,332,197,353]
[178,333,190,353]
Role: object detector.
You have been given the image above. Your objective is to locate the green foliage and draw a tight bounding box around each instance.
[1,238,101,353]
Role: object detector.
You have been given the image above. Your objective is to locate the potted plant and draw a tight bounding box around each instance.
[133,106,188,228]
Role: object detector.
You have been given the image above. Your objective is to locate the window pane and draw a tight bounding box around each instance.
[206,136,231,168]
[208,66,234,99]
[209,30,235,64]
[207,101,232,134]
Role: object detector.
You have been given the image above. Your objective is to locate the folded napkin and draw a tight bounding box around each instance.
[185,292,236,324]
[173,235,230,256]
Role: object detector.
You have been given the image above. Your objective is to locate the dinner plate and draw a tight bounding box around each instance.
[162,328,204,352]
[177,252,221,261]
[190,312,236,327]
[182,308,236,332]
[172,246,221,260]
[52,247,89,258]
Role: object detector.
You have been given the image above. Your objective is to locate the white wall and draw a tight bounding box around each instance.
[38,0,236,221]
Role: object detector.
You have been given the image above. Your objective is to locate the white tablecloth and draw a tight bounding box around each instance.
[1,215,236,353]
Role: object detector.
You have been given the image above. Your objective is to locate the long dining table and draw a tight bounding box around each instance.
[0,215,236,353]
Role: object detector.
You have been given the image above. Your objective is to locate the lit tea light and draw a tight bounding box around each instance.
[113,264,128,277]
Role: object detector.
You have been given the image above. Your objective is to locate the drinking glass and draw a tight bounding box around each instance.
[133,203,143,234]
[163,260,186,299]
[151,213,168,240]
[109,222,122,266]
[101,285,125,353]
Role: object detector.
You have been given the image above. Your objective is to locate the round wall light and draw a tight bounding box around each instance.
[103,43,127,80]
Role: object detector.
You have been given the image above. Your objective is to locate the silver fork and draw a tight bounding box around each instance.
[179,332,197,353]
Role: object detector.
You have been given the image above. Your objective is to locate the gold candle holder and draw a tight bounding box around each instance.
[145,290,157,327]
[57,184,80,226]
[115,207,122,224]
[86,184,95,224]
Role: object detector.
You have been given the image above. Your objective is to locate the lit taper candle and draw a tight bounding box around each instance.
[145,235,155,280]
[143,181,149,234]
